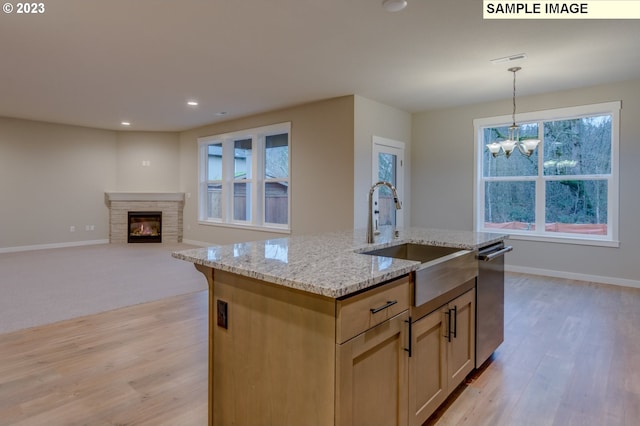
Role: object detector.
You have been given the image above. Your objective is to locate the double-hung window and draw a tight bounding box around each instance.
[198,122,291,232]
[474,102,620,246]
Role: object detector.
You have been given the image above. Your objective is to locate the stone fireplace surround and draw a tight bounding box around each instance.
[105,193,185,244]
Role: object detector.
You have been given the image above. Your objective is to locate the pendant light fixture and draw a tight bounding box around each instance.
[486,67,540,158]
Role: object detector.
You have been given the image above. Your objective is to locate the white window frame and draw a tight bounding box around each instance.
[198,122,291,233]
[473,101,620,247]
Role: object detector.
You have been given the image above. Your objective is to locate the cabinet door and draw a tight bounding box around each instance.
[336,311,409,426]
[447,289,476,389]
[409,307,447,426]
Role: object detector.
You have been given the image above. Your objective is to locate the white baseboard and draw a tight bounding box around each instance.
[0,239,110,254]
[506,264,640,290]
[182,239,215,247]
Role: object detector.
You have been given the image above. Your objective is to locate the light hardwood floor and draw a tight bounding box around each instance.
[1,273,639,425]
[0,291,208,425]
[428,273,640,426]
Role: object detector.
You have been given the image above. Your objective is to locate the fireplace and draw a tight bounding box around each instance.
[128,211,162,243]
[105,193,184,243]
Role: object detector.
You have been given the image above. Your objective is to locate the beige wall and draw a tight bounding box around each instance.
[178,96,355,246]
[0,119,182,250]
[0,117,118,248]
[354,95,412,228]
[115,132,180,192]
[411,78,640,285]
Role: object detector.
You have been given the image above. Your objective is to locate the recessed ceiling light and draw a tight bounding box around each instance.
[121,121,131,126]
[382,0,407,12]
[187,100,199,106]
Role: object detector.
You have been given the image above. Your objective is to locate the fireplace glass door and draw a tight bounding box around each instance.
[128,211,162,243]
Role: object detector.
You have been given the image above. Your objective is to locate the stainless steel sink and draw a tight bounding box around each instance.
[362,243,461,263]
[361,243,478,309]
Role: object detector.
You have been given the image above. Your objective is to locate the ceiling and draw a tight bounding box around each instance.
[2,0,640,131]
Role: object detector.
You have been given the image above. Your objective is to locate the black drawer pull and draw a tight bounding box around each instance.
[370,300,398,314]
[405,317,412,357]
[451,306,457,338]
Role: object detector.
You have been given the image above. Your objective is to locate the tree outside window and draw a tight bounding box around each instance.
[475,102,619,245]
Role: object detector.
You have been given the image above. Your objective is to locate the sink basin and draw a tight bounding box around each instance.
[361,243,477,309]
[362,243,461,263]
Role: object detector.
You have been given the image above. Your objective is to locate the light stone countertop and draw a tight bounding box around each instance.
[172,227,507,299]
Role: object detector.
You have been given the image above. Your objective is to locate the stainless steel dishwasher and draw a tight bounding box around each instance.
[475,241,512,368]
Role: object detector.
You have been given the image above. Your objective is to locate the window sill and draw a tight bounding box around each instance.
[500,232,620,248]
[198,220,291,234]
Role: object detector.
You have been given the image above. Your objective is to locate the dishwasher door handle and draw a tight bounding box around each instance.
[477,245,513,262]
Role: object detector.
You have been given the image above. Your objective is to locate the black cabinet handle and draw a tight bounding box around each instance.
[404,317,412,357]
[451,306,457,339]
[444,310,452,342]
[370,300,397,314]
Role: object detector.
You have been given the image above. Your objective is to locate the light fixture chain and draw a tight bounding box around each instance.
[508,66,521,127]
[512,69,517,125]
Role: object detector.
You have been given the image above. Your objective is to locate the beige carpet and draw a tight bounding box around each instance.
[0,243,208,334]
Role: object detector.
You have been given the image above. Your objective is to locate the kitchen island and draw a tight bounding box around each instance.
[173,227,507,426]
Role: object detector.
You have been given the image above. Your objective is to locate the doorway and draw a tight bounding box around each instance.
[372,136,405,231]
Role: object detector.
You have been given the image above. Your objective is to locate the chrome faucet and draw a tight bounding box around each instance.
[367,181,402,244]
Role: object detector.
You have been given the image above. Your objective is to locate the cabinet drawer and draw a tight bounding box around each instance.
[336,275,410,343]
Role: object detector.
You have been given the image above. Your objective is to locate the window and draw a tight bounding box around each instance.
[474,102,619,246]
[198,122,290,232]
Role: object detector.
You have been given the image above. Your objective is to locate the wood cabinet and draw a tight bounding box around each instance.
[409,303,447,424]
[204,268,411,426]
[409,288,476,426]
[197,266,474,426]
[335,275,411,426]
[336,275,411,343]
[336,311,409,426]
[210,269,338,426]
[447,289,475,388]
